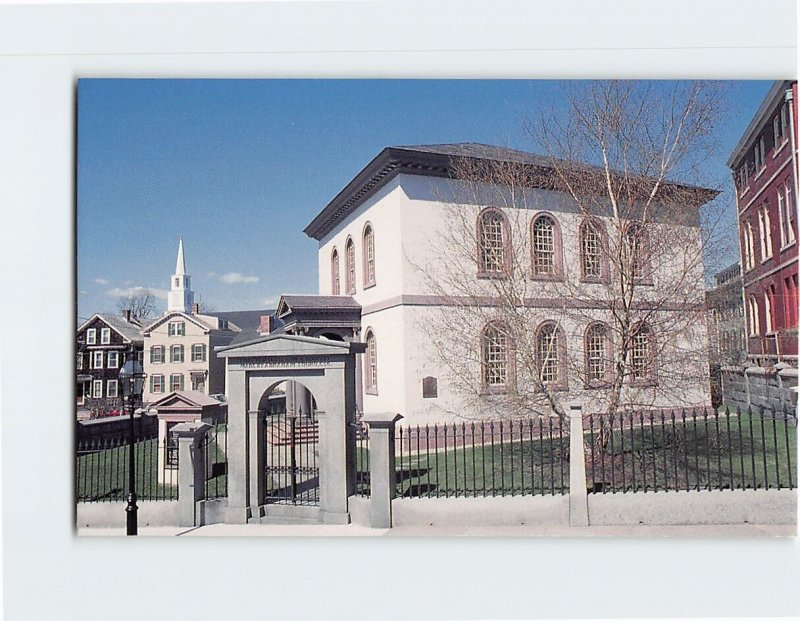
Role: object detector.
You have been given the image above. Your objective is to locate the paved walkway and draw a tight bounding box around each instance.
[78,522,795,537]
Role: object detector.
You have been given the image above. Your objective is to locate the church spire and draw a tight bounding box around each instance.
[175,237,186,275]
[167,237,195,313]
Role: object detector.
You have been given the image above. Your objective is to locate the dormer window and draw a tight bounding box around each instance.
[168,321,186,336]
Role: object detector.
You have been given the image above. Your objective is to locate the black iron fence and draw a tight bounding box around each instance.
[75,434,178,502]
[264,412,320,505]
[354,421,370,496]
[587,406,797,494]
[395,418,569,498]
[203,418,228,500]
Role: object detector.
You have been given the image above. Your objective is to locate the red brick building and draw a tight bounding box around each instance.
[728,80,798,365]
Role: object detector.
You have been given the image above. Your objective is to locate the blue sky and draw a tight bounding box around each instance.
[77,79,772,322]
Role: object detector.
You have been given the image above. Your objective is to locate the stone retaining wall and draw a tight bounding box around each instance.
[722,364,798,413]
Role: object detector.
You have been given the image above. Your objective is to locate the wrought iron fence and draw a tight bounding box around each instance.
[395,418,569,498]
[264,412,320,505]
[203,418,228,500]
[75,434,178,502]
[586,406,797,494]
[354,421,370,496]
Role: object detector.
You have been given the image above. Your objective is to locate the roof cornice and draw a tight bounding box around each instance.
[727,80,795,169]
[304,145,719,242]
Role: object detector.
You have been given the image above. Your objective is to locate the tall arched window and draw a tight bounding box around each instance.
[585,322,609,385]
[363,223,376,287]
[365,328,378,393]
[531,214,563,278]
[624,222,650,281]
[630,323,655,384]
[481,322,514,391]
[535,321,565,387]
[580,219,605,281]
[477,208,509,276]
[345,237,356,294]
[331,247,340,295]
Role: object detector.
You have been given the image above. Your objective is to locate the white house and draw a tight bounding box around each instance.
[304,144,716,424]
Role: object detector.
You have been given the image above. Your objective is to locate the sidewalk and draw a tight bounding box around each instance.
[77,522,796,538]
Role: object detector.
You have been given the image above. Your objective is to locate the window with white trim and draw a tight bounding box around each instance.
[100,328,111,345]
[168,321,186,336]
[754,135,765,171]
[77,352,84,370]
[170,344,184,363]
[331,248,340,295]
[535,323,561,384]
[748,296,760,336]
[765,287,775,333]
[758,206,773,261]
[585,323,608,383]
[778,179,796,247]
[532,216,556,276]
[92,380,103,398]
[630,324,653,382]
[170,373,184,392]
[581,220,602,279]
[191,343,206,362]
[365,329,377,393]
[744,221,755,270]
[86,328,96,345]
[150,345,165,364]
[92,351,103,369]
[481,323,512,390]
[106,380,118,399]
[363,224,376,287]
[150,374,165,394]
[107,350,119,369]
[345,238,356,294]
[478,209,508,275]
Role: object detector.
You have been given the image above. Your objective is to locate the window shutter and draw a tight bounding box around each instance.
[202,344,207,362]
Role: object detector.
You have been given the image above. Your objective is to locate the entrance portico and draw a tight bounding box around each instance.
[218,334,365,524]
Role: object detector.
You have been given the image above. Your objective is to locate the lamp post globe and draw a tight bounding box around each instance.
[119,357,146,536]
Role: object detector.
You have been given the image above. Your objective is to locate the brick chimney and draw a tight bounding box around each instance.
[191,302,200,314]
[122,309,132,322]
[258,315,275,335]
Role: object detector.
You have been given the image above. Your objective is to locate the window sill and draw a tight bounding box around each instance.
[631,379,658,389]
[583,380,610,390]
[363,281,376,290]
[760,256,773,264]
[633,278,654,287]
[739,185,751,198]
[480,385,514,396]
[773,139,789,158]
[780,240,797,252]
[477,271,510,280]
[529,273,563,282]
[365,388,378,396]
[580,276,609,285]
[755,166,767,180]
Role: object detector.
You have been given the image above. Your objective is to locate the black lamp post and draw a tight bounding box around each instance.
[119,356,146,536]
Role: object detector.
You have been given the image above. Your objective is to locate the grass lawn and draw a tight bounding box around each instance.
[585,410,797,493]
[355,433,570,498]
[76,437,178,502]
[353,410,796,498]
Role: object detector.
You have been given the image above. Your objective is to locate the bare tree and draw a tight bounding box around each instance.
[116,288,159,322]
[413,81,730,425]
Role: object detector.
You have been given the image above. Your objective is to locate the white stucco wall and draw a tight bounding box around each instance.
[316,173,711,425]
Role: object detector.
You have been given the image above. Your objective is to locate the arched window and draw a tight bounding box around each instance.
[580,219,606,281]
[630,323,655,384]
[331,247,340,295]
[624,222,650,281]
[477,208,509,276]
[363,223,376,287]
[535,321,566,387]
[748,296,760,336]
[345,237,356,294]
[481,322,514,391]
[585,322,609,386]
[365,329,378,394]
[531,214,563,278]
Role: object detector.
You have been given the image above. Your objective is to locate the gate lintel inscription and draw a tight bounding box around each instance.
[238,355,336,370]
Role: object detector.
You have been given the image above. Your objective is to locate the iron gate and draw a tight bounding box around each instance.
[264,412,320,505]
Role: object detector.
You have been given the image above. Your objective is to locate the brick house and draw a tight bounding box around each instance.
[728,80,799,364]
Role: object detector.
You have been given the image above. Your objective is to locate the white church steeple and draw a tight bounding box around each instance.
[167,237,195,313]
